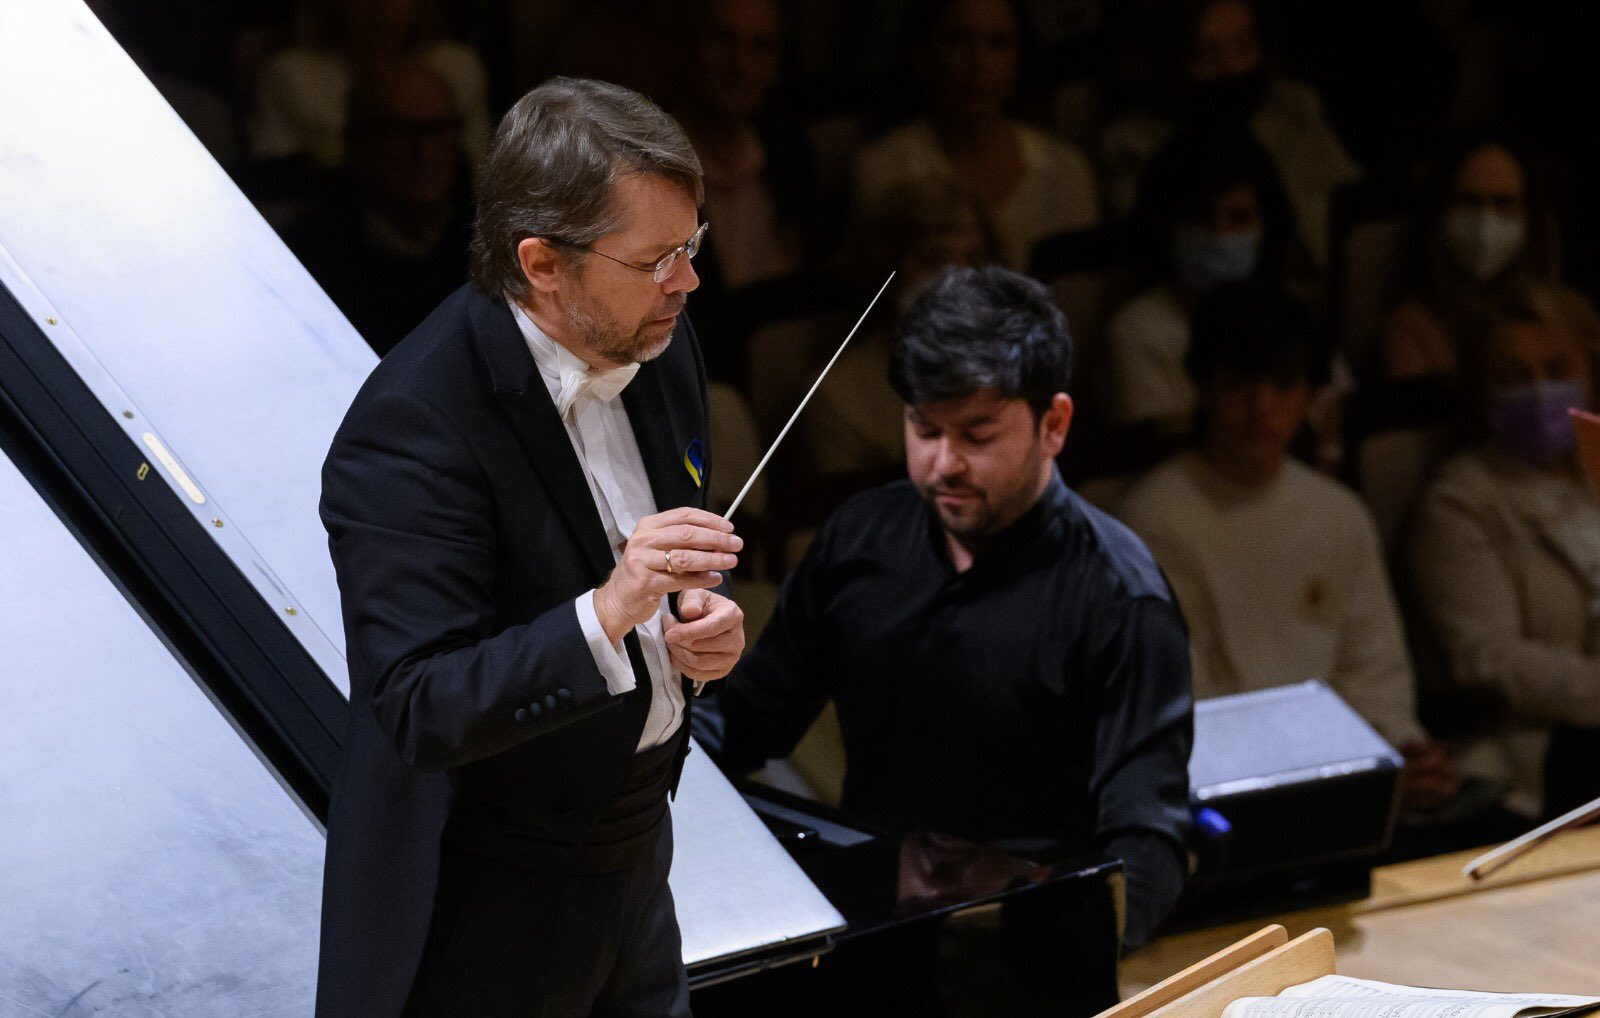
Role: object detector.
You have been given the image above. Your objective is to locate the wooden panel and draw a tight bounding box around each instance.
[1372,825,1600,907]
[1123,828,1600,998]
[1327,868,1600,991]
[1099,926,1289,1018]
[1144,929,1335,1018]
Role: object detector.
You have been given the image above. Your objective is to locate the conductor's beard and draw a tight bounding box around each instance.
[565,287,687,367]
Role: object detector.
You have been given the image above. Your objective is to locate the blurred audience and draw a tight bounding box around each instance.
[1099,0,1357,268]
[1378,132,1599,384]
[92,0,1600,870]
[545,0,676,101]
[250,0,490,170]
[672,0,822,384]
[676,0,811,292]
[280,57,473,355]
[1117,280,1457,815]
[1104,127,1295,437]
[1408,297,1600,821]
[854,0,1099,269]
[803,179,1001,497]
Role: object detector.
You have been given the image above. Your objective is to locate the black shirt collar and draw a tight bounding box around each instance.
[929,466,1072,580]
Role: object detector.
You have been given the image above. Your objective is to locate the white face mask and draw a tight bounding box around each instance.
[1444,207,1527,281]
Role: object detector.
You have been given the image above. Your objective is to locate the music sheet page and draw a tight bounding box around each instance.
[1223,975,1600,1018]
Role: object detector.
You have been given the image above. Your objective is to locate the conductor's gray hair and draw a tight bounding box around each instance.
[469,77,704,303]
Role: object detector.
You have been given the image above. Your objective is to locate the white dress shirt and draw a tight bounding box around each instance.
[511,302,684,751]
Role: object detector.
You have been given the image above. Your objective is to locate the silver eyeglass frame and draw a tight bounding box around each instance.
[548,222,709,283]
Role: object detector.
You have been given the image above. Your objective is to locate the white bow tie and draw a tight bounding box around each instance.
[555,361,640,420]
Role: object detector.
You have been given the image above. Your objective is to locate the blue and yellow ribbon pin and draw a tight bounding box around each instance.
[683,438,705,488]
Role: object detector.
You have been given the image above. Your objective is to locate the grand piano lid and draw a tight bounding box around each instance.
[0,0,370,689]
[0,0,842,983]
[0,443,325,1015]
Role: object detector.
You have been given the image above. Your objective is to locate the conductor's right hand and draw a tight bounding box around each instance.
[593,508,741,645]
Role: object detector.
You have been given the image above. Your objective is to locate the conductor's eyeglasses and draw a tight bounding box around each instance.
[548,222,708,283]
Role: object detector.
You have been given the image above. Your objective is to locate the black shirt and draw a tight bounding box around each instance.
[706,470,1194,943]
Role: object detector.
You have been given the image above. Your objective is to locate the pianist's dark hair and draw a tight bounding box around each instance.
[470,77,704,304]
[888,265,1073,419]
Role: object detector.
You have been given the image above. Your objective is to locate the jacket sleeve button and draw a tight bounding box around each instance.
[514,708,528,722]
[544,693,558,710]
[527,702,543,719]
[556,687,572,702]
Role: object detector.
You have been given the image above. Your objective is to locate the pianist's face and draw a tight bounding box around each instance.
[558,171,702,367]
[904,387,1072,540]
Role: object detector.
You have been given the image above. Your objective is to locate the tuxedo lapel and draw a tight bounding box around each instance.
[470,290,615,581]
[622,353,702,513]
[621,348,704,731]
[497,389,618,580]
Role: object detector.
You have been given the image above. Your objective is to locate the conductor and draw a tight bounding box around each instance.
[314,78,744,1018]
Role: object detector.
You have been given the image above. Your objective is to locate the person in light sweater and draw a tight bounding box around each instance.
[853,0,1099,270]
[1119,279,1458,813]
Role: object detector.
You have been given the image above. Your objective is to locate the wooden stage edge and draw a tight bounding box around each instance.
[1120,826,1600,997]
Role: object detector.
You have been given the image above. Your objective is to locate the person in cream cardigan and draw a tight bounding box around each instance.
[1410,297,1600,821]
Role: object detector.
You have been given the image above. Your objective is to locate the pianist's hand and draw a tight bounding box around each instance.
[662,588,744,683]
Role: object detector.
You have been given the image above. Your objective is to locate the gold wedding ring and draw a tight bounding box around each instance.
[663,550,675,575]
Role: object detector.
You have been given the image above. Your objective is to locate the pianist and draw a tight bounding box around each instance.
[700,265,1194,948]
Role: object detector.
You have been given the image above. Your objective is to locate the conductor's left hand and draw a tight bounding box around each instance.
[663,588,744,683]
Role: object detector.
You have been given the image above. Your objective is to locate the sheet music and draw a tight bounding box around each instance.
[1224,975,1600,1018]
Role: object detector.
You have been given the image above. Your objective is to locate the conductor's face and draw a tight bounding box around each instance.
[518,171,701,368]
[904,388,1072,541]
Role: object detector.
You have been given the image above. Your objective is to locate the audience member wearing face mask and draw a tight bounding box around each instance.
[1117,280,1458,819]
[1104,127,1295,436]
[1098,0,1358,267]
[854,0,1099,270]
[1380,133,1600,383]
[1408,298,1600,822]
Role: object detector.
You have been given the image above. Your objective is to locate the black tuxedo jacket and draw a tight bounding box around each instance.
[314,284,711,1018]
